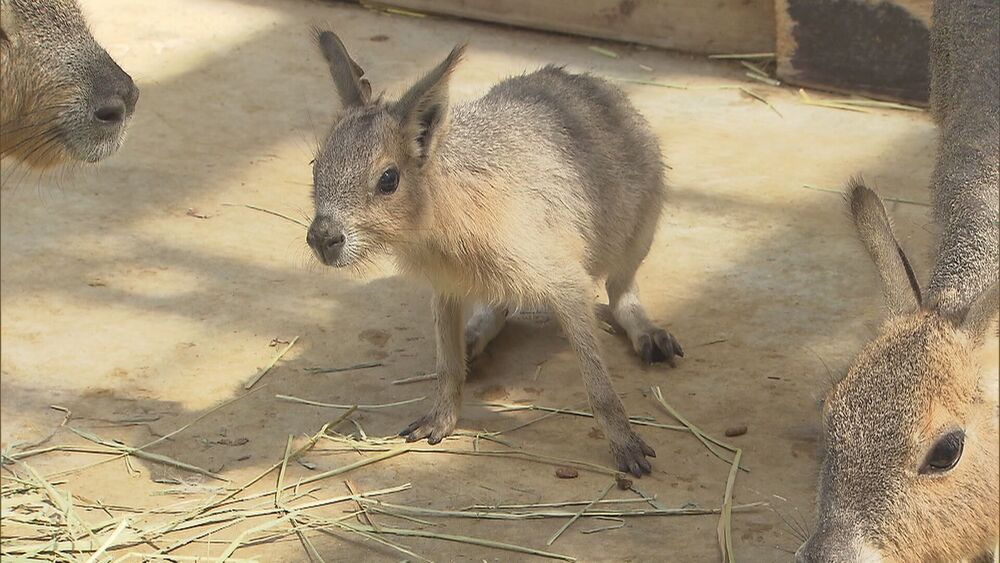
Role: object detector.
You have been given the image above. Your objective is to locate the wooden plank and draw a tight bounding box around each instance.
[776,0,932,105]
[375,0,775,55]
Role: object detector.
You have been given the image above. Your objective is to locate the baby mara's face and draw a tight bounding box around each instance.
[307,108,427,269]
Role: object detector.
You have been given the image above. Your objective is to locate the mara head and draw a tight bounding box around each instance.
[306,28,464,269]
[797,181,999,562]
[0,0,138,169]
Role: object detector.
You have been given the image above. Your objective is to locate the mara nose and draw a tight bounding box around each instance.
[323,232,346,251]
[92,81,138,124]
[91,61,139,124]
[306,220,346,264]
[93,99,127,124]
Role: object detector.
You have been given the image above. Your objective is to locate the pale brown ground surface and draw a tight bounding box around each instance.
[0,1,937,561]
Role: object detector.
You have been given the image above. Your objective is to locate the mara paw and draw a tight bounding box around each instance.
[610,432,656,477]
[636,328,684,367]
[398,410,458,445]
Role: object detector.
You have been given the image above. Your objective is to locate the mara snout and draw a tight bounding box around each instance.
[306,215,349,267]
[795,527,885,563]
[0,0,138,169]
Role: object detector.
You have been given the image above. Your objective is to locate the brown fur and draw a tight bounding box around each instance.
[0,0,137,171]
[805,302,998,561]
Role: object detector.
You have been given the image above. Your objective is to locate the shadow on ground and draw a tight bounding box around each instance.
[1,1,937,560]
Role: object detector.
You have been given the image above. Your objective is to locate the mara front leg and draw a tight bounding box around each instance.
[551,285,656,476]
[400,293,465,444]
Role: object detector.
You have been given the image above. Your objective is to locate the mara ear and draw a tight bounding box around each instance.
[391,44,466,161]
[314,28,371,108]
[961,280,999,343]
[846,179,922,316]
[963,281,999,404]
[0,0,19,47]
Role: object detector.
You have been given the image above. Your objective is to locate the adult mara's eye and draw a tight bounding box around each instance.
[377,167,399,194]
[920,430,964,474]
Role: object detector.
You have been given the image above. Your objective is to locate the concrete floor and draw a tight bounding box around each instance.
[0,0,938,561]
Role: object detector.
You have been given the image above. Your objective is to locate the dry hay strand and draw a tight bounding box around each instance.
[3,376,768,561]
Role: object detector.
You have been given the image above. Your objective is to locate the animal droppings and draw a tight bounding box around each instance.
[724,425,747,437]
[555,467,579,479]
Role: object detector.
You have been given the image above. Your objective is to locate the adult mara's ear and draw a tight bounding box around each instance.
[846,178,922,316]
[391,44,466,162]
[314,28,371,108]
[0,0,21,47]
[963,280,999,404]
[961,280,999,343]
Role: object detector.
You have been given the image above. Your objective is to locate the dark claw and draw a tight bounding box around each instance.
[668,333,684,357]
[653,330,676,367]
[400,416,430,440]
[638,457,651,474]
[612,434,655,478]
[626,456,651,477]
[663,336,682,359]
[400,414,454,445]
[638,334,651,362]
[638,334,663,364]
[638,329,683,367]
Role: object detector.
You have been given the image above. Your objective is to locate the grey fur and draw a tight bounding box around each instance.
[846,181,922,315]
[306,31,682,476]
[926,0,1000,313]
[798,1,1000,561]
[316,29,371,108]
[0,0,137,167]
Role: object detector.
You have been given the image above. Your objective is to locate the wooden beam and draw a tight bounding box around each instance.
[375,0,775,56]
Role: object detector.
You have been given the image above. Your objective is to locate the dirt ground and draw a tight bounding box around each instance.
[0,0,938,561]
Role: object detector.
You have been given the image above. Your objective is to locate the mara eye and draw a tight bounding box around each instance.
[377,167,400,194]
[920,430,964,474]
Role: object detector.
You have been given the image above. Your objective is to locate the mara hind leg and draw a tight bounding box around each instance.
[604,242,683,366]
[465,303,508,360]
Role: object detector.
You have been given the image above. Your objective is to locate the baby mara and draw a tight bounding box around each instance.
[0,0,137,169]
[305,30,683,476]
[798,0,999,561]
